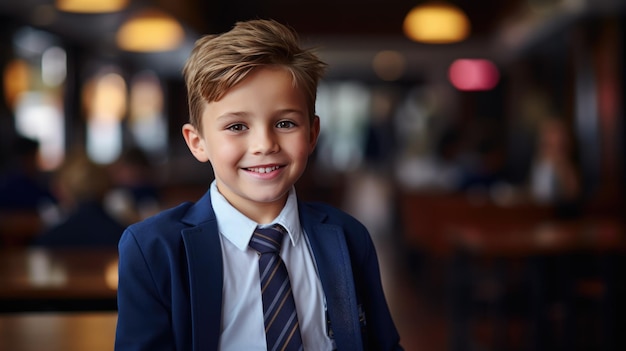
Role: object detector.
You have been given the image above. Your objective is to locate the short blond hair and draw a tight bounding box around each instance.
[183,19,327,131]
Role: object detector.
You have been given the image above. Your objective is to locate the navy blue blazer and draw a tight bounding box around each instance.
[115,190,402,351]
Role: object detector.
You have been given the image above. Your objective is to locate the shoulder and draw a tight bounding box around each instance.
[300,202,365,228]
[300,201,368,234]
[300,201,377,268]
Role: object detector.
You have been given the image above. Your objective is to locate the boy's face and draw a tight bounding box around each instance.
[182,66,320,222]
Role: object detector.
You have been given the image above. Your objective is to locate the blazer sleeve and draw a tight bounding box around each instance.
[115,229,175,351]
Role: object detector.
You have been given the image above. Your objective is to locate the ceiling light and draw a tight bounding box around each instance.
[116,9,185,52]
[448,59,500,91]
[55,0,129,13]
[403,2,470,44]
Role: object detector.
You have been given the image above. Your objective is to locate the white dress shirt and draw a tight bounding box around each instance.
[210,181,333,351]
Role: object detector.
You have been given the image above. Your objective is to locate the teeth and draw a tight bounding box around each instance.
[248,166,279,173]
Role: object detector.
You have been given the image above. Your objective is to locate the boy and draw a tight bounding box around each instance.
[115,19,403,351]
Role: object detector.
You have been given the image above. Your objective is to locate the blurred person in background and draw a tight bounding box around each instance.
[529,117,582,218]
[0,136,57,246]
[31,149,125,247]
[106,146,161,225]
[0,136,56,212]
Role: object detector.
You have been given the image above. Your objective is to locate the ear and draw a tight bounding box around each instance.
[182,123,210,162]
[308,115,321,154]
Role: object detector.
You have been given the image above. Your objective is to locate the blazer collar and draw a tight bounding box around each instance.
[181,189,216,226]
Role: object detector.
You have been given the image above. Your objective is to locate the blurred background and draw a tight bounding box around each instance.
[0,0,624,350]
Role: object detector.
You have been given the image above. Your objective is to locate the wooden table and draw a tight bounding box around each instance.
[0,312,117,351]
[449,217,625,257]
[0,248,119,312]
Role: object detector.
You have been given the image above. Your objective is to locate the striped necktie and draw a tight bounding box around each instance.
[249,225,304,351]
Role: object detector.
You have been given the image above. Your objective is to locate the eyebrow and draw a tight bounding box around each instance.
[274,108,307,118]
[217,109,306,121]
[215,111,250,121]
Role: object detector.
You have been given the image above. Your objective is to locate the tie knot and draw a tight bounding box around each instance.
[249,225,285,254]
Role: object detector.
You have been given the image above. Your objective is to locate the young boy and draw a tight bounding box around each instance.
[115,19,403,351]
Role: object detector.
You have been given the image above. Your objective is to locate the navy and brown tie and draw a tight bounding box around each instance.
[249,225,304,351]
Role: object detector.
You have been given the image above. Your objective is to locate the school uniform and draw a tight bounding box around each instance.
[115,183,402,351]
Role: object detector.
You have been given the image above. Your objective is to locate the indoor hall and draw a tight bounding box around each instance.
[0,0,624,350]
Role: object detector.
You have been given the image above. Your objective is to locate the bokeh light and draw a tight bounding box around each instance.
[448,58,500,91]
[55,0,128,13]
[403,3,470,43]
[372,50,406,81]
[116,9,185,52]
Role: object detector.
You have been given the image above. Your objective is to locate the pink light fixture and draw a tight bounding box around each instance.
[448,59,500,91]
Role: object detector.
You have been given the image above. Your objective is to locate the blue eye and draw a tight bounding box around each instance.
[227,124,248,132]
[277,121,295,128]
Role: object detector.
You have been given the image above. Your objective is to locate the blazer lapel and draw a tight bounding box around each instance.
[176,193,365,351]
[181,191,223,351]
[300,205,364,351]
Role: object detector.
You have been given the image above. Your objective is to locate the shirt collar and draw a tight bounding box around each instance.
[210,181,302,251]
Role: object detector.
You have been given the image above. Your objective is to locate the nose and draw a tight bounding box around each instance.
[251,127,280,154]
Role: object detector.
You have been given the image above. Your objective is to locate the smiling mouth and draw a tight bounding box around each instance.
[244,165,282,174]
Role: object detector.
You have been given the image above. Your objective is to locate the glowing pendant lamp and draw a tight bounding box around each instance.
[116,9,185,52]
[403,2,470,44]
[56,0,129,13]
